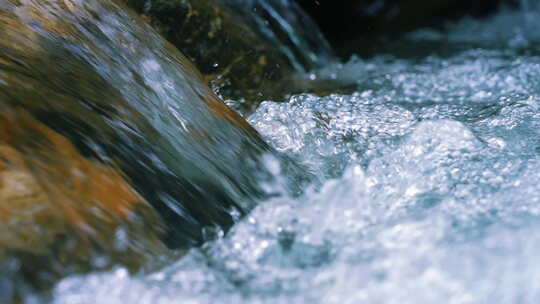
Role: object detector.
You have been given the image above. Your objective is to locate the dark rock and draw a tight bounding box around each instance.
[124,0,295,111]
[124,0,337,112]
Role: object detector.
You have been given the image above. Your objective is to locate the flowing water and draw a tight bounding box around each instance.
[224,0,335,71]
[50,2,540,304]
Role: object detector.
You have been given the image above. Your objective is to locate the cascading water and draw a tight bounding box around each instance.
[0,1,277,300]
[9,1,540,303]
[223,0,335,71]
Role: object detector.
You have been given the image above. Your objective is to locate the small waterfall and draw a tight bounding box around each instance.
[223,0,336,71]
[0,0,278,299]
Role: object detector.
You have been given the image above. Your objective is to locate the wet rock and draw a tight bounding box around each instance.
[124,0,294,111]
[0,109,168,301]
[0,0,273,299]
[124,0,339,112]
[0,110,157,251]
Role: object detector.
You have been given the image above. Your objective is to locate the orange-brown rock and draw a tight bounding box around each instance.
[0,109,170,302]
[0,1,272,300]
[0,109,158,250]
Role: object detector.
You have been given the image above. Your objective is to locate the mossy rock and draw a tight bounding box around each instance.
[124,0,307,111]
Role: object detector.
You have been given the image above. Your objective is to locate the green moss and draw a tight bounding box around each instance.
[125,0,295,111]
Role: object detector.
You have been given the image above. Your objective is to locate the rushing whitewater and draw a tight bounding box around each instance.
[53,3,540,304]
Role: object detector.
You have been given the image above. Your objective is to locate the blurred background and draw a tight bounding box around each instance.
[296,0,518,57]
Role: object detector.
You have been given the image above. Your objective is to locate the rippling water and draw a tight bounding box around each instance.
[53,4,540,304]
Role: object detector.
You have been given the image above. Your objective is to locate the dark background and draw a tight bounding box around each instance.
[295,0,519,58]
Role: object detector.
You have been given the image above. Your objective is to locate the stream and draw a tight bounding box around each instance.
[49,1,540,303]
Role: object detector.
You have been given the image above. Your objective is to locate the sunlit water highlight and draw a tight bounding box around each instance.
[53,4,540,304]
